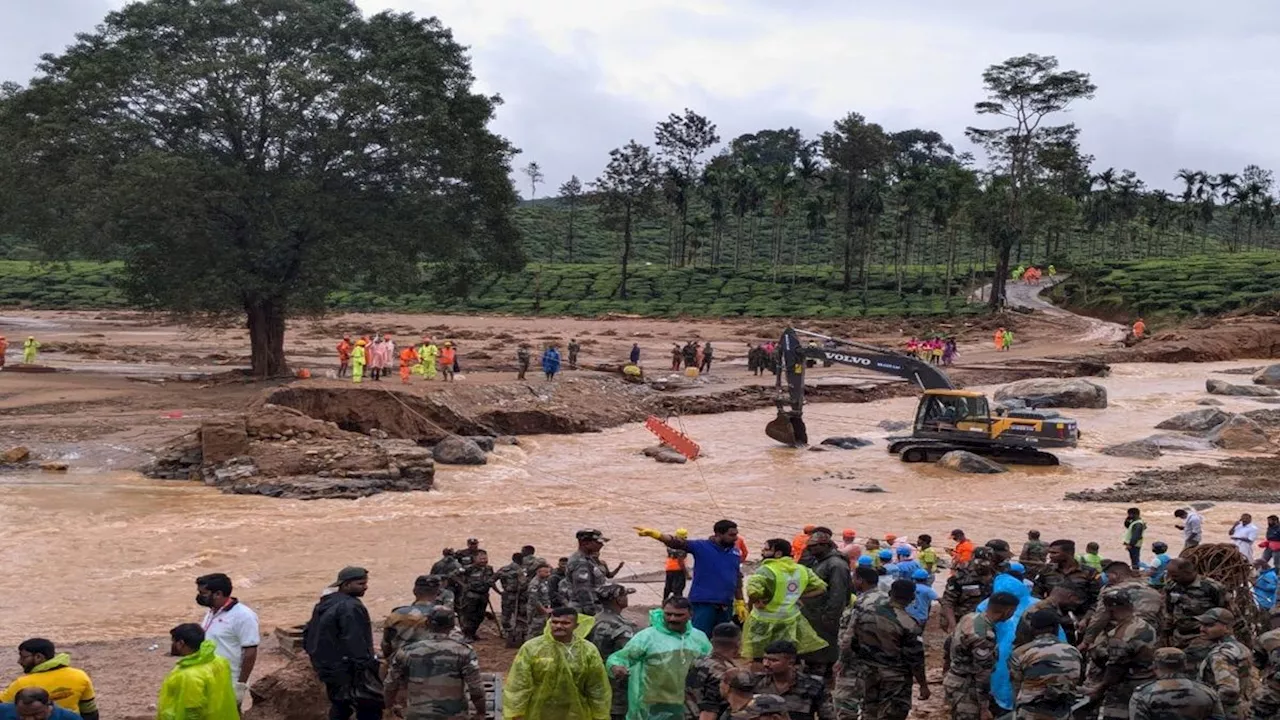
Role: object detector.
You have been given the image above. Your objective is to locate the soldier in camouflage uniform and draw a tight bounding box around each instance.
[518,545,543,576]
[1196,608,1253,720]
[525,562,555,638]
[1083,591,1158,720]
[1020,530,1049,579]
[455,538,483,568]
[1081,561,1165,651]
[548,557,569,609]
[1128,647,1225,720]
[383,575,447,659]
[496,552,527,647]
[1164,558,1227,665]
[833,566,886,720]
[1033,539,1103,617]
[685,623,741,720]
[563,529,612,615]
[585,584,638,720]
[384,606,486,720]
[945,592,1020,720]
[1252,607,1280,720]
[1015,586,1082,648]
[753,640,827,719]
[456,550,495,642]
[940,551,995,634]
[845,579,930,720]
[1010,608,1084,720]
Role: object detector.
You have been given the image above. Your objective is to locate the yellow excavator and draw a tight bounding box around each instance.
[765,328,1078,465]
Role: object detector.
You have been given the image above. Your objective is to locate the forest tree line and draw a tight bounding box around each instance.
[520,54,1280,308]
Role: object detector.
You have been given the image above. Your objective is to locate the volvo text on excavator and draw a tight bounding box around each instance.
[764,328,1079,465]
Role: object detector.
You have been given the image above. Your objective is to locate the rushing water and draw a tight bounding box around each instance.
[0,361,1274,644]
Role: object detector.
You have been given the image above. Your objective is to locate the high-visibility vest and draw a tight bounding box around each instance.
[754,561,807,619]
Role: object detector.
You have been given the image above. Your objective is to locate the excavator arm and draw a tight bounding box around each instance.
[767,328,954,446]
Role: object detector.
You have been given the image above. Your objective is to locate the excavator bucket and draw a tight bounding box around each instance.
[766,403,808,447]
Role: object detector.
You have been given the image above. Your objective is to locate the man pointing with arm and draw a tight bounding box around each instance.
[636,521,746,637]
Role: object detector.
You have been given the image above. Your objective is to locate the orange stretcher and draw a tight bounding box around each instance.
[644,416,701,460]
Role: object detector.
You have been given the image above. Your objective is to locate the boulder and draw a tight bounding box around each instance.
[851,484,887,493]
[1243,409,1280,429]
[1154,408,1232,433]
[994,378,1108,409]
[1143,433,1216,453]
[820,436,873,450]
[247,655,328,720]
[432,436,487,465]
[653,449,688,464]
[1208,415,1272,451]
[1,446,30,464]
[466,436,497,452]
[377,439,436,482]
[878,420,911,432]
[1255,364,1280,387]
[1101,440,1163,459]
[641,445,668,458]
[200,419,249,464]
[1206,378,1280,397]
[1196,399,1224,406]
[937,451,1007,474]
[39,462,69,472]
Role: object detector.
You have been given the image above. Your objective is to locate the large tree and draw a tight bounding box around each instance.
[966,54,1095,308]
[654,109,719,266]
[558,175,583,262]
[593,141,657,299]
[0,0,522,376]
[820,112,891,293]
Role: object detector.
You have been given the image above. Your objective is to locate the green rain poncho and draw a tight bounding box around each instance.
[156,640,238,720]
[607,608,711,720]
[741,556,828,659]
[503,617,610,720]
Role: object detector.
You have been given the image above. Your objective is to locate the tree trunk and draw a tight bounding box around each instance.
[733,213,743,271]
[989,244,1010,310]
[620,204,633,299]
[245,297,289,378]
[566,200,576,262]
[944,225,956,309]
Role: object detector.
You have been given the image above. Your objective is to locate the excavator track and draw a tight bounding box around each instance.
[888,438,1060,466]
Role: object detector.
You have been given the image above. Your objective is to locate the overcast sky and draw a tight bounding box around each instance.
[4,0,1278,195]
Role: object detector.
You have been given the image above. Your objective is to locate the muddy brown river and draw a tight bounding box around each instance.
[0,361,1274,644]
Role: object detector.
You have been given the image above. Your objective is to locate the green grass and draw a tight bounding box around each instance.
[1052,252,1280,320]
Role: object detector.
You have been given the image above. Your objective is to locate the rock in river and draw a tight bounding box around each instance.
[994,378,1108,409]
[1206,378,1280,397]
[1,446,31,464]
[1255,364,1280,387]
[820,436,873,450]
[653,449,688,464]
[1101,440,1163,459]
[1154,408,1232,433]
[1208,415,1272,451]
[432,436,488,465]
[937,450,1007,474]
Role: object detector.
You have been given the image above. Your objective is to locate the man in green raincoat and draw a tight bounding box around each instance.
[156,624,238,720]
[607,597,711,720]
[21,337,39,365]
[504,607,610,720]
[351,339,367,384]
[742,538,828,663]
[415,338,439,380]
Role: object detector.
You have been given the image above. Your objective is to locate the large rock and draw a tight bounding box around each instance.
[466,436,497,452]
[1101,440,1163,459]
[1206,378,1280,397]
[653,449,688,464]
[820,436,873,450]
[378,439,436,482]
[246,655,327,720]
[1243,409,1280,429]
[994,378,1108,409]
[1,446,31,464]
[937,451,1007,474]
[432,436,488,465]
[1154,408,1232,433]
[1208,415,1272,450]
[1255,365,1280,387]
[201,419,249,464]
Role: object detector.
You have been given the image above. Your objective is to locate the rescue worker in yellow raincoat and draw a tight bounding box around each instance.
[350,339,367,384]
[415,337,439,380]
[22,336,40,364]
[741,537,828,662]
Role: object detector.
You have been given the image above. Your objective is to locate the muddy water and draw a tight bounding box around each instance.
[0,361,1274,644]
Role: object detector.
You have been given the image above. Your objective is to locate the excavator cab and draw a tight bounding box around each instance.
[914,391,994,438]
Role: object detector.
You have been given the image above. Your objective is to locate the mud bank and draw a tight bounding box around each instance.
[1066,455,1280,503]
[1087,318,1280,363]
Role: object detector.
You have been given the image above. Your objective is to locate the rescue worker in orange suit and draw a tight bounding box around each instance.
[1133,317,1146,340]
[440,341,456,382]
[0,335,7,369]
[398,345,418,384]
[336,336,352,378]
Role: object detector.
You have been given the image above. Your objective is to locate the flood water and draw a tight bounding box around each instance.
[0,361,1274,644]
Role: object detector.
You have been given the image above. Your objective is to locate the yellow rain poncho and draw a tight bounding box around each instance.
[415,343,439,379]
[741,556,828,659]
[503,617,610,720]
[156,640,238,720]
[606,608,711,720]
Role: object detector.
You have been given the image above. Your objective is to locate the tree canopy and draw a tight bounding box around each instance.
[0,0,523,375]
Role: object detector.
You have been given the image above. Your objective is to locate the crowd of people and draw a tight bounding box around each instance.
[11,506,1279,720]
[904,337,958,366]
[671,341,715,374]
[1012,265,1054,285]
[0,335,40,368]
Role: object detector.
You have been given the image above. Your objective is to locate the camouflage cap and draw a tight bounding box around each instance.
[596,584,636,600]
[1153,647,1187,668]
[427,605,456,625]
[576,528,610,542]
[413,574,441,591]
[745,694,788,717]
[1102,590,1133,607]
[1197,607,1235,625]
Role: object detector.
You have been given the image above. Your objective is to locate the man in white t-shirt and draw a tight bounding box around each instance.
[196,573,260,704]
[1230,513,1260,560]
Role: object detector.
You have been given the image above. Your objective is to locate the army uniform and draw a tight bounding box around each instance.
[455,546,482,568]
[941,568,994,625]
[1081,581,1165,648]
[383,602,440,659]
[847,596,925,720]
[1021,540,1049,578]
[686,653,740,720]
[1010,635,1083,720]
[1033,561,1102,615]
[1129,676,1224,720]
[753,672,827,719]
[833,589,886,720]
[1253,627,1280,719]
[1088,615,1158,720]
[385,631,484,720]
[495,561,525,642]
[1014,599,1076,649]
[563,550,609,615]
[456,564,494,639]
[516,347,530,380]
[525,575,554,637]
[548,567,568,608]
[1164,577,1226,659]
[1198,636,1253,720]
[586,607,638,720]
[945,612,998,720]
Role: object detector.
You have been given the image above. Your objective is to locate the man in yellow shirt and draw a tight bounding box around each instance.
[1,639,97,719]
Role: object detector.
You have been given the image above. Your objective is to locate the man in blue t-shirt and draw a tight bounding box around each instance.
[636,519,744,636]
[1,688,81,720]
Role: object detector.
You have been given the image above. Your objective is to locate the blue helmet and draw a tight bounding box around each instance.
[857,555,874,567]
[896,546,912,557]
[878,549,893,560]
[1009,561,1026,574]
[912,568,930,580]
